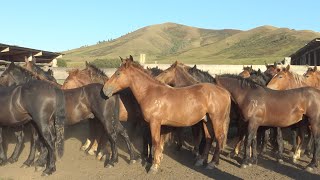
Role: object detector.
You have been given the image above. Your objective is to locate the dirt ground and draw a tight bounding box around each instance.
[0,122,319,180]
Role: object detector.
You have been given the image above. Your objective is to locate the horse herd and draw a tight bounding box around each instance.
[0,56,319,176]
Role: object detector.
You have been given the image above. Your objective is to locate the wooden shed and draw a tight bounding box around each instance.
[0,43,62,67]
[290,38,320,66]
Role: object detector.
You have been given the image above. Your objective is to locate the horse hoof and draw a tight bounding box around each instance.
[277,159,284,164]
[130,160,136,164]
[206,163,215,170]
[41,172,50,177]
[305,167,313,172]
[248,163,252,167]
[195,159,204,167]
[35,166,45,172]
[148,165,158,174]
[8,158,17,164]
[292,158,297,164]
[87,150,96,156]
[105,164,113,168]
[241,164,247,169]
[21,164,30,168]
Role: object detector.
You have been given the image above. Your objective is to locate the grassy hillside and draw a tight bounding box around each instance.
[62,23,320,67]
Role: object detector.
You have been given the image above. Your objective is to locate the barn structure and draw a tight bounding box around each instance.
[290,38,320,66]
[0,43,62,67]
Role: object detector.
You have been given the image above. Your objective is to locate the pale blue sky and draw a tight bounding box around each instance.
[1,0,319,52]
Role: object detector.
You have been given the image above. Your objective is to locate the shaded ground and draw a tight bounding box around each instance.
[0,122,319,180]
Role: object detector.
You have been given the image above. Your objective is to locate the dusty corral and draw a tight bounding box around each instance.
[0,123,319,180]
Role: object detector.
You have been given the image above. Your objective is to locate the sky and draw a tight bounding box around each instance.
[1,0,320,52]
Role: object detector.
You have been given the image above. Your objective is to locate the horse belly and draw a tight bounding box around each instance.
[0,112,30,126]
[66,106,93,125]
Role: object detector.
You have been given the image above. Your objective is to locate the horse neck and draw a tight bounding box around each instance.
[127,67,163,103]
[174,68,198,87]
[217,77,251,105]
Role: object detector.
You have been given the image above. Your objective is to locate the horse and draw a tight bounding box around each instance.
[0,74,65,176]
[304,66,320,87]
[103,56,231,173]
[267,65,314,161]
[23,57,58,83]
[0,62,139,170]
[156,61,206,157]
[62,62,144,162]
[147,66,163,77]
[215,74,320,172]
[264,62,281,79]
[239,65,254,78]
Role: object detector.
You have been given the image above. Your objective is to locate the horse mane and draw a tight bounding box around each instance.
[86,62,108,78]
[14,65,60,87]
[288,70,306,86]
[122,60,165,85]
[188,66,216,83]
[218,74,262,89]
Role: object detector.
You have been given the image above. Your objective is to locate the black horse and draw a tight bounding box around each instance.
[0,78,66,176]
[0,62,139,170]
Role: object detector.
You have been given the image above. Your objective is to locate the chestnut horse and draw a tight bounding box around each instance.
[103,56,231,173]
[267,65,313,161]
[216,74,320,171]
[304,66,320,87]
[156,61,206,158]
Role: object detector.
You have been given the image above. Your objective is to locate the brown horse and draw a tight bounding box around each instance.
[103,56,231,173]
[267,65,314,161]
[239,65,253,78]
[264,62,281,79]
[156,61,205,157]
[216,74,320,171]
[62,62,144,161]
[304,66,320,88]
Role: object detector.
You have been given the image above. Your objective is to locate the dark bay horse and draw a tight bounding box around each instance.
[1,62,139,169]
[216,75,320,172]
[103,56,231,173]
[23,58,58,83]
[62,62,144,162]
[0,78,65,176]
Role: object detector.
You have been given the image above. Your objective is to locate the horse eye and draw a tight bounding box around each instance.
[116,72,120,76]
[306,75,309,78]
[278,76,283,79]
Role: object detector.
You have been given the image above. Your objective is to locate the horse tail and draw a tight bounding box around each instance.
[54,88,66,158]
[222,96,231,149]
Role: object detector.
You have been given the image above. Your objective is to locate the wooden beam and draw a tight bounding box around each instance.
[0,47,9,53]
[34,51,42,56]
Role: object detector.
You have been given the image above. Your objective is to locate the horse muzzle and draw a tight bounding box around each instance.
[103,86,114,98]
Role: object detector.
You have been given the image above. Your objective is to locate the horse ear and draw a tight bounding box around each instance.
[314,66,317,71]
[193,65,197,69]
[85,61,89,67]
[119,56,124,62]
[129,55,134,62]
[8,61,15,69]
[257,69,261,73]
[285,65,290,71]
[274,62,277,66]
[250,65,252,69]
[265,61,268,67]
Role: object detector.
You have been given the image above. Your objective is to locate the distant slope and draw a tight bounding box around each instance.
[63,23,320,66]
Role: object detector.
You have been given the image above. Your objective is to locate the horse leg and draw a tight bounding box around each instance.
[293,125,305,163]
[34,140,48,172]
[206,114,226,169]
[0,127,7,166]
[22,124,38,168]
[104,132,118,168]
[174,128,183,151]
[261,128,270,154]
[86,119,101,156]
[142,124,152,163]
[148,121,161,174]
[276,127,284,163]
[241,122,258,168]
[291,127,298,156]
[8,126,24,164]
[195,121,212,167]
[230,119,247,158]
[305,129,314,158]
[116,121,140,164]
[191,122,202,157]
[306,129,320,172]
